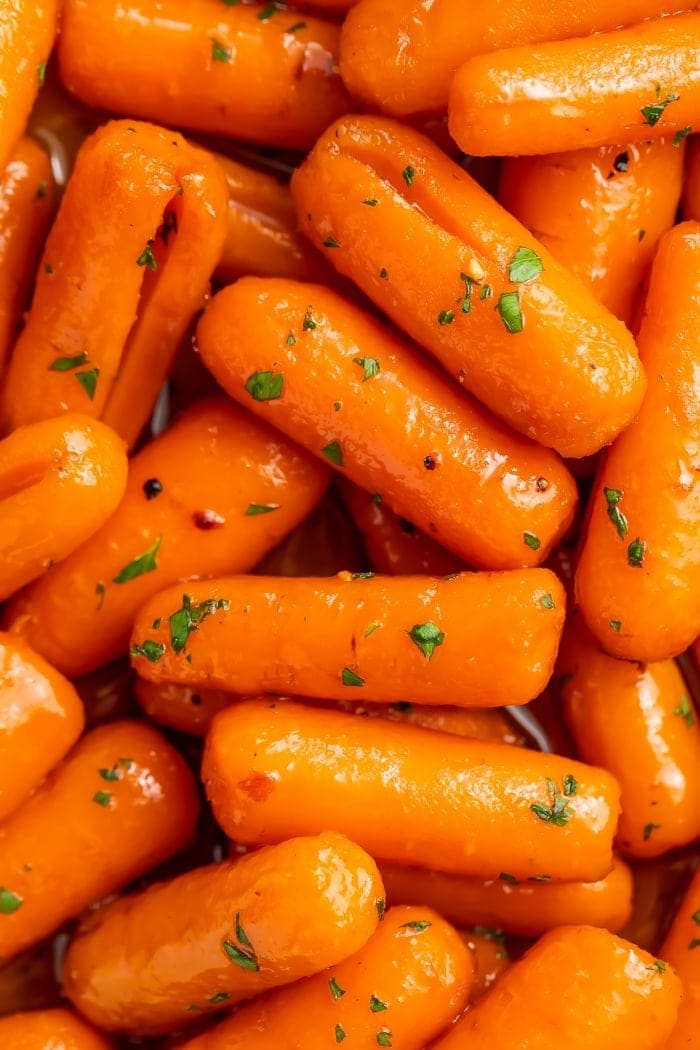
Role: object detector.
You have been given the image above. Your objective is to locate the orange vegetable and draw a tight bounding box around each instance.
[462,930,509,1001]
[499,140,685,328]
[0,1008,111,1049]
[292,117,645,457]
[0,137,55,371]
[660,866,700,1047]
[684,135,700,219]
[449,12,700,156]
[198,278,578,568]
[202,699,620,882]
[0,719,199,964]
[134,679,235,737]
[180,905,471,1050]
[575,222,700,661]
[622,853,699,953]
[58,0,350,151]
[62,833,383,1035]
[0,120,228,448]
[0,0,58,171]
[0,414,127,601]
[0,631,84,822]
[5,398,328,677]
[379,856,633,938]
[432,925,681,1050]
[0,943,59,1015]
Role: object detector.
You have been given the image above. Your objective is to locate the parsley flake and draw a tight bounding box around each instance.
[136,242,157,270]
[604,487,628,539]
[437,309,455,326]
[322,440,343,466]
[170,594,230,653]
[113,535,161,584]
[409,621,445,660]
[75,368,99,400]
[523,531,541,551]
[245,371,284,401]
[497,291,523,333]
[245,503,280,516]
[354,357,380,381]
[0,889,23,914]
[402,166,415,187]
[674,696,695,727]
[508,246,543,283]
[530,776,576,827]
[370,994,388,1012]
[627,537,646,568]
[641,92,679,126]
[92,790,112,807]
[342,667,365,686]
[323,236,341,248]
[49,352,88,372]
[329,977,346,1000]
[643,822,661,841]
[130,640,165,662]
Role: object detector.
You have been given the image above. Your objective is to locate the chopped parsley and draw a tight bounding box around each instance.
[643,823,661,841]
[136,241,157,270]
[673,126,692,146]
[540,593,555,610]
[523,531,541,551]
[342,667,365,686]
[92,790,112,807]
[508,246,543,283]
[169,594,229,652]
[400,919,431,932]
[674,696,695,727]
[75,368,99,400]
[322,440,343,466]
[627,537,646,568]
[49,352,88,372]
[603,487,628,540]
[408,621,445,660]
[609,619,622,632]
[130,640,165,662]
[641,92,679,126]
[376,897,386,920]
[303,308,317,331]
[530,776,577,827]
[364,620,381,638]
[497,291,523,333]
[329,977,346,1000]
[113,535,161,583]
[437,309,455,326]
[335,1025,346,1044]
[244,371,284,401]
[323,236,340,248]
[222,912,259,970]
[370,994,388,1012]
[402,166,415,187]
[245,503,280,516]
[354,357,380,381]
[0,889,23,914]
[376,1031,392,1047]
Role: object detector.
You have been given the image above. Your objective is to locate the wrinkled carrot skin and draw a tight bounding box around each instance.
[0,719,199,964]
[63,833,383,1035]
[0,1008,112,1049]
[559,619,700,858]
[0,121,227,446]
[660,867,700,1047]
[0,0,58,171]
[684,136,700,220]
[0,414,127,601]
[339,0,693,118]
[433,925,681,1050]
[575,222,700,661]
[198,280,578,569]
[379,856,633,938]
[202,699,620,882]
[499,140,685,328]
[0,631,84,822]
[58,0,350,151]
[0,138,55,371]
[5,399,328,678]
[181,905,471,1050]
[292,117,645,458]
[131,570,566,708]
[462,931,509,1001]
[449,12,700,157]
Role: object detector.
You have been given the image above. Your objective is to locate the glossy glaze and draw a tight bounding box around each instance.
[0,1007,112,1049]
[0,0,58,171]
[462,930,509,1001]
[660,866,700,1047]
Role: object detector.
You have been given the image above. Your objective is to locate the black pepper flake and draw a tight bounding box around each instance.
[423,455,438,471]
[536,477,549,491]
[398,519,416,535]
[613,151,630,174]
[143,478,163,500]
[193,509,226,530]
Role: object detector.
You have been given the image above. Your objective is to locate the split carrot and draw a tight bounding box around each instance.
[62,833,383,1035]
[660,866,700,1048]
[684,135,700,219]
[292,116,645,457]
[5,398,328,677]
[0,1008,112,1049]
[575,222,700,661]
[449,12,700,156]
[0,0,58,171]
[462,930,509,1001]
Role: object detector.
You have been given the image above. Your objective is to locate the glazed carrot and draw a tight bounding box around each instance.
[432,925,681,1050]
[499,140,685,327]
[198,279,578,568]
[292,117,645,457]
[134,680,235,737]
[0,414,127,601]
[0,1008,111,1049]
[0,632,84,822]
[339,0,694,118]
[0,120,228,447]
[622,853,698,953]
[202,699,620,882]
[131,570,566,708]
[379,856,633,938]
[449,12,700,157]
[0,0,58,171]
[58,0,349,151]
[179,905,471,1050]
[684,135,700,220]
[462,930,509,1001]
[660,867,700,1047]
[559,618,700,858]
[0,719,198,963]
[0,137,55,371]
[575,222,700,661]
[62,833,383,1035]
[5,398,328,677]
[0,943,58,1015]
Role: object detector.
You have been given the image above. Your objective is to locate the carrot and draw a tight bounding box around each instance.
[0,719,199,964]
[431,925,681,1050]
[5,398,328,677]
[622,853,698,953]
[379,856,633,938]
[62,832,383,1035]
[58,0,350,151]
[339,0,695,118]
[201,699,620,882]
[179,905,471,1050]
[0,943,58,1015]
[684,135,700,219]
[659,867,700,1047]
[499,139,685,327]
[559,617,700,858]
[0,632,84,822]
[0,0,58,171]
[449,12,700,157]
[292,117,645,457]
[462,930,509,1001]
[0,1008,112,1049]
[0,414,127,601]
[134,680,236,737]
[575,222,700,661]
[0,120,228,448]
[0,137,55,371]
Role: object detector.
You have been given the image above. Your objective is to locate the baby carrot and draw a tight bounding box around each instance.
[5,398,328,677]
[575,222,700,660]
[197,278,578,568]
[499,140,685,328]
[0,137,55,371]
[131,570,566,708]
[179,905,472,1050]
[0,1008,112,1049]
[432,925,681,1050]
[0,719,199,963]
[202,699,620,882]
[684,135,700,219]
[0,414,127,601]
[660,867,700,1048]
[463,930,509,1001]
[58,0,349,151]
[0,632,84,822]
[292,117,645,457]
[134,680,235,737]
[62,832,383,1035]
[378,856,633,938]
[449,12,700,157]
[0,0,58,171]
[0,120,228,447]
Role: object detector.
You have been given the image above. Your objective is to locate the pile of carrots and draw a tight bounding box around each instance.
[0,0,699,1046]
